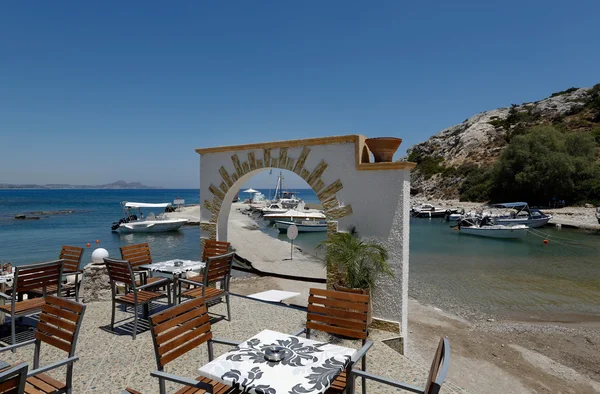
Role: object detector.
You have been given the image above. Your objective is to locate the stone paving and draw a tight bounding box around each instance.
[0,296,466,393]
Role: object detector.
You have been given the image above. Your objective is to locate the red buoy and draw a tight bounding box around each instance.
[543,239,549,244]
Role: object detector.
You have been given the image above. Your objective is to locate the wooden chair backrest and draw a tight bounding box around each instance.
[14,260,64,295]
[307,288,369,340]
[120,243,152,270]
[36,295,86,357]
[59,245,84,273]
[424,337,450,394]
[149,297,212,369]
[0,363,28,394]
[104,258,136,288]
[204,252,234,285]
[201,240,230,261]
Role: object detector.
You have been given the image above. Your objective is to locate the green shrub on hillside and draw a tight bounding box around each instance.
[488,126,600,205]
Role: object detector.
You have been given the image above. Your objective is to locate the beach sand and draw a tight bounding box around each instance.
[170,202,600,393]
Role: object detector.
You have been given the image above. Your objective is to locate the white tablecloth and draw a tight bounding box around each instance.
[199,329,356,394]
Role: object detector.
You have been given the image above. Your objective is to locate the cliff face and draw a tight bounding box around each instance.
[407,85,600,200]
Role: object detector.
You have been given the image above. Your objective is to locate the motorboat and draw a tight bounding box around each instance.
[489,202,552,228]
[412,204,458,218]
[263,203,326,223]
[260,201,289,215]
[456,216,528,239]
[275,220,328,233]
[596,207,600,224]
[111,202,188,233]
[248,193,268,211]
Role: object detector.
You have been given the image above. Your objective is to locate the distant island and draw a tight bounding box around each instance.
[0,180,162,189]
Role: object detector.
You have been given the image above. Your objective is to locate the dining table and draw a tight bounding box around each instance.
[139,260,206,305]
[198,329,357,394]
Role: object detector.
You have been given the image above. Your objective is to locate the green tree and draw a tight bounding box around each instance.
[488,126,599,205]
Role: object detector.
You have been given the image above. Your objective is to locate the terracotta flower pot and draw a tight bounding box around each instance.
[365,137,402,163]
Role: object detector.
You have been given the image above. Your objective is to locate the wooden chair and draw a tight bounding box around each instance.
[350,337,450,394]
[178,253,234,320]
[0,295,87,394]
[104,258,171,340]
[0,260,64,349]
[124,297,241,394]
[292,288,372,394]
[0,362,28,393]
[184,240,231,286]
[120,243,168,287]
[29,246,85,302]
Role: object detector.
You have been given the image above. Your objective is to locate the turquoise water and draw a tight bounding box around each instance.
[1,189,599,321]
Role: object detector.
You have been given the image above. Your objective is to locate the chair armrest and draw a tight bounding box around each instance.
[291,327,306,337]
[210,337,242,347]
[150,370,214,392]
[28,356,79,377]
[351,369,424,393]
[0,339,36,353]
[0,291,11,300]
[177,278,203,287]
[137,278,171,290]
[351,340,373,364]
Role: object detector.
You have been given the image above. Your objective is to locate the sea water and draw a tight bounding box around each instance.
[1,189,598,321]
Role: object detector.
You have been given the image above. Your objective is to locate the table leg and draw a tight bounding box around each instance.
[173,274,180,305]
[142,303,149,319]
[0,283,5,325]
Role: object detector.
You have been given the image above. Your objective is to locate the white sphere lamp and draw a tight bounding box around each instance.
[91,248,109,265]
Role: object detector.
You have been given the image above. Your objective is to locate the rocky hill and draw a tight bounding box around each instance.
[407,84,600,200]
[0,180,160,189]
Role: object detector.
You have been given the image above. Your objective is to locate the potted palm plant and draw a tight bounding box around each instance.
[319,226,393,324]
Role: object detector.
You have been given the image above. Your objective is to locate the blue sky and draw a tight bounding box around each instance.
[1,1,599,188]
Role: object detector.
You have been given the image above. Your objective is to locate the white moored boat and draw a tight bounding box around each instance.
[263,203,326,223]
[111,202,188,233]
[457,216,529,239]
[460,224,529,239]
[489,202,552,228]
[275,220,328,233]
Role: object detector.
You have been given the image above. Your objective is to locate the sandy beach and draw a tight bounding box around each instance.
[168,202,600,393]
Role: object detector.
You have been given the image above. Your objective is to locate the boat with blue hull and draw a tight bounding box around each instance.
[489,202,552,228]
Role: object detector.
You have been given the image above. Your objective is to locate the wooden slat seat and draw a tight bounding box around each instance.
[135,277,166,287]
[178,253,234,320]
[104,257,170,340]
[201,240,230,261]
[325,371,346,393]
[300,288,371,394]
[0,297,45,314]
[173,376,238,394]
[145,297,240,394]
[0,296,87,394]
[29,246,85,302]
[25,372,67,393]
[181,286,224,299]
[118,290,167,304]
[0,362,28,393]
[4,260,65,349]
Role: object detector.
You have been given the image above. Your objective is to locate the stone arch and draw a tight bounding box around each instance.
[200,145,352,242]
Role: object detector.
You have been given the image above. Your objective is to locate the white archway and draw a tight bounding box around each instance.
[196,135,415,344]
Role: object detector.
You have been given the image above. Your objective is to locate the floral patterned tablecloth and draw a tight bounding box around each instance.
[198,329,356,394]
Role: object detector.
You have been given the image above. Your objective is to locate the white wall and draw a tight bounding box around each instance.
[199,141,410,339]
